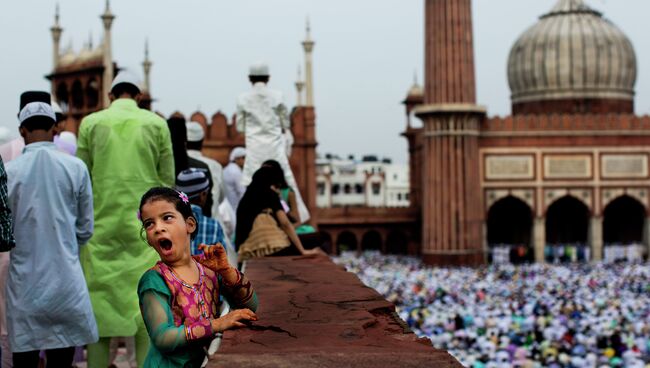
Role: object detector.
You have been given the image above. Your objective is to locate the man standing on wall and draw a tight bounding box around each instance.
[236,63,310,223]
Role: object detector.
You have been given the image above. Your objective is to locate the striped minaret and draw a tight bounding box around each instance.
[415,0,486,266]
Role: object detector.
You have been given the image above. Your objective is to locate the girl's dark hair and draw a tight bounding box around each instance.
[235,166,281,247]
[139,187,199,240]
[261,159,288,189]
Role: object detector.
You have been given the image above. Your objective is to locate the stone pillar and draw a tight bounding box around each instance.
[142,39,152,94]
[533,217,545,263]
[416,106,485,266]
[302,19,315,107]
[589,216,603,262]
[423,0,476,105]
[289,107,318,226]
[101,0,115,108]
[415,0,484,267]
[50,5,63,72]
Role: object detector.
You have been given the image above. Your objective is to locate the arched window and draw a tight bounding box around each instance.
[361,231,382,252]
[487,196,534,264]
[71,80,84,109]
[86,79,99,108]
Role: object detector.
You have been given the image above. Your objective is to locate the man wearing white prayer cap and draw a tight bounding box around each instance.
[236,62,310,222]
[186,121,226,218]
[224,147,246,211]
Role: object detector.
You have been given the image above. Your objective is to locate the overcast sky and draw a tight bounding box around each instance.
[1,0,648,163]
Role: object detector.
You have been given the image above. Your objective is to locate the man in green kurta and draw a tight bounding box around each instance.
[77,71,174,367]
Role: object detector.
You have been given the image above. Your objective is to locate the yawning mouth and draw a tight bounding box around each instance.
[158,239,173,251]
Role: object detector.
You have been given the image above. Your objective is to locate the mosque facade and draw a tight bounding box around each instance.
[407,0,650,266]
[45,0,650,267]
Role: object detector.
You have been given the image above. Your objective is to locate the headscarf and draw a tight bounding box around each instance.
[235,166,282,247]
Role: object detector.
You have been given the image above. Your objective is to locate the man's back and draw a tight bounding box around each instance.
[6,142,97,351]
[7,142,93,260]
[77,98,174,188]
[236,82,287,139]
[223,162,244,210]
[76,98,174,337]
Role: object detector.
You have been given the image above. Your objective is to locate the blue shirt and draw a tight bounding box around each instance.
[190,204,226,256]
[6,142,98,351]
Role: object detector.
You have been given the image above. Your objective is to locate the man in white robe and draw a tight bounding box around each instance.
[236,63,310,222]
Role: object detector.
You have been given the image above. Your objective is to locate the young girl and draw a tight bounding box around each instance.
[137,187,258,367]
[236,166,322,260]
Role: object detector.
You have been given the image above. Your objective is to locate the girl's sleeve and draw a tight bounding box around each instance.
[138,271,214,352]
[219,269,258,312]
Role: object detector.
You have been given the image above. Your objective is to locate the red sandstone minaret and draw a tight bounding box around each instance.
[415,0,485,266]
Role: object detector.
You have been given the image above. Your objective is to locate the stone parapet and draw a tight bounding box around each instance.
[208,256,460,368]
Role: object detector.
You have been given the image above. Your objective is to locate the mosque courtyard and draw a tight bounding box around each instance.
[334,252,650,368]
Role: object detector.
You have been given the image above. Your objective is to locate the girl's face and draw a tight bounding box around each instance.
[140,199,196,263]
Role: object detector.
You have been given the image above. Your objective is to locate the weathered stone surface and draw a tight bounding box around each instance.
[208,256,461,368]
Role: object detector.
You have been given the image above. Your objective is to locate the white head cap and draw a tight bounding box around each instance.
[229,146,246,161]
[110,70,142,93]
[186,121,205,142]
[249,62,270,77]
[19,102,56,124]
[57,131,78,155]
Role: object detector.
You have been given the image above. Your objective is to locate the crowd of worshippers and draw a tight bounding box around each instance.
[490,244,645,265]
[335,251,650,368]
[0,63,322,368]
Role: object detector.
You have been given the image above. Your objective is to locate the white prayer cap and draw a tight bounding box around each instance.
[110,70,142,93]
[229,146,246,161]
[248,62,270,77]
[58,131,77,146]
[51,100,63,115]
[186,121,205,142]
[19,102,56,124]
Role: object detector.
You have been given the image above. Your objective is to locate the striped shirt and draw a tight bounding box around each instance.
[190,204,226,256]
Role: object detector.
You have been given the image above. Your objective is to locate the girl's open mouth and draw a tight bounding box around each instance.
[159,239,173,251]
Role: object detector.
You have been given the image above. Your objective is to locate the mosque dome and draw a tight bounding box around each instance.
[59,47,77,67]
[403,76,424,107]
[507,0,637,114]
[407,84,423,99]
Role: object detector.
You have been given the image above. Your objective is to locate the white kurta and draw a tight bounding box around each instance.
[223,162,245,212]
[236,82,310,222]
[5,142,98,352]
[187,149,226,217]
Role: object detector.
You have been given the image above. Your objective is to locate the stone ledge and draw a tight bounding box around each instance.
[208,256,461,368]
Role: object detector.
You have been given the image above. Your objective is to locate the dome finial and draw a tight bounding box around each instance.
[54,3,60,25]
[546,0,600,18]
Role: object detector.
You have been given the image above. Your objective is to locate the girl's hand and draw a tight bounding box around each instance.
[212,308,258,332]
[196,243,230,274]
[301,247,326,257]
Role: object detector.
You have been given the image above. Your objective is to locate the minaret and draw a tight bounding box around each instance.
[101,0,115,107]
[50,4,63,70]
[295,65,305,107]
[142,39,152,94]
[301,18,315,107]
[415,0,486,266]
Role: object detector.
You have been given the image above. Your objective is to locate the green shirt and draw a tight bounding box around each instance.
[77,98,174,336]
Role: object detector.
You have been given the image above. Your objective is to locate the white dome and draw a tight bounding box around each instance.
[508,0,636,108]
